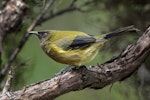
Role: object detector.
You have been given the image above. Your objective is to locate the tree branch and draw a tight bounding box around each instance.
[0,26,149,100]
[41,0,94,24]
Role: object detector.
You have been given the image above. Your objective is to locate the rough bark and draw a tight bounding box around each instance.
[0,26,149,100]
[0,0,27,37]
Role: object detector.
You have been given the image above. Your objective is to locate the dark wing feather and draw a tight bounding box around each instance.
[68,36,96,50]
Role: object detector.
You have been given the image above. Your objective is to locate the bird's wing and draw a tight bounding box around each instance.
[68,36,96,50]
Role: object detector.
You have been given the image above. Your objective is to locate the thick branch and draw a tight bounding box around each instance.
[0,27,150,100]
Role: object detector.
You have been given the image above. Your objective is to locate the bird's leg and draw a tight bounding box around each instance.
[55,65,77,76]
[55,65,87,76]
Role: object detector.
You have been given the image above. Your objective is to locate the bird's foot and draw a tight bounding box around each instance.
[55,65,77,76]
[55,65,86,76]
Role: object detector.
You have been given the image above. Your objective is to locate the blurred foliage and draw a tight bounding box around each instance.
[1,0,150,99]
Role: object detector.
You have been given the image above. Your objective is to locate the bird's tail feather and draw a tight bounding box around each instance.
[104,25,140,39]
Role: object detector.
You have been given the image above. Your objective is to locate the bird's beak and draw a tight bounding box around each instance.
[28,31,44,40]
[28,31,39,35]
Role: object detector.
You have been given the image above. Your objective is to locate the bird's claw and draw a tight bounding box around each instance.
[55,65,87,76]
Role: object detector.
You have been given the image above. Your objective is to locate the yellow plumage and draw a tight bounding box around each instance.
[41,30,105,66]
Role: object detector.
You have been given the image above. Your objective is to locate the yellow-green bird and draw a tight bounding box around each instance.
[29,26,138,66]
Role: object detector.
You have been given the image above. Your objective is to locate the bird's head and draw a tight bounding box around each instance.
[29,31,49,41]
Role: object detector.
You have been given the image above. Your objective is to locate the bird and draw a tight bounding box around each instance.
[29,25,139,67]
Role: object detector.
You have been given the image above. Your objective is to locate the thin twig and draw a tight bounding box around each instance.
[41,0,93,24]
[2,67,14,94]
[27,0,55,31]
[42,7,77,22]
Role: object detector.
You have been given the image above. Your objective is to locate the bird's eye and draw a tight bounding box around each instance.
[43,32,48,38]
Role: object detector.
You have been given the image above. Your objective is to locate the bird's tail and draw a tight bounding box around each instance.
[104,25,140,39]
